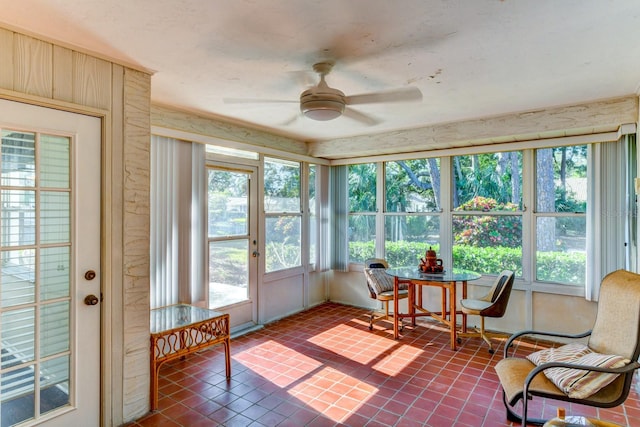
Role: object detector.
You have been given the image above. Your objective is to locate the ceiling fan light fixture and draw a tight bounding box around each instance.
[301,99,345,121]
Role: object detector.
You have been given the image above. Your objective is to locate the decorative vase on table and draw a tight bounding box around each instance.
[419,246,444,273]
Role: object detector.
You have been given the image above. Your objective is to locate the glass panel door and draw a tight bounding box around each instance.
[207,167,257,311]
[0,100,101,427]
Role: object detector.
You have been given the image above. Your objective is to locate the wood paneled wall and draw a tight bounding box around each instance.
[0,28,152,425]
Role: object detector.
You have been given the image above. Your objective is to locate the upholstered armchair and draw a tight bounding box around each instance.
[494,269,640,425]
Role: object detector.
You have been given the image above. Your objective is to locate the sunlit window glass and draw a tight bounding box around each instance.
[452,151,523,275]
[264,158,301,272]
[535,146,587,285]
[348,163,376,263]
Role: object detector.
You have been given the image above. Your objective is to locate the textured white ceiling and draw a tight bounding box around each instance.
[1,0,639,143]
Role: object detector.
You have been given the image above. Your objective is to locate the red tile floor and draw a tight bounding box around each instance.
[129,302,640,427]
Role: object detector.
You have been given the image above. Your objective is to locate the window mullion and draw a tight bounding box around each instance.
[522,149,534,283]
[440,156,452,268]
[376,162,385,259]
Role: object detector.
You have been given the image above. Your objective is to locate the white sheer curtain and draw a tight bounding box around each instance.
[150,136,206,308]
[586,139,628,301]
[330,165,349,271]
[317,164,331,272]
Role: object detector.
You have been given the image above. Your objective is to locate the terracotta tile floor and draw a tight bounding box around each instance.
[129,302,640,427]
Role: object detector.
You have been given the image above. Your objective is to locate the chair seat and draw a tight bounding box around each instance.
[495,356,629,407]
[495,357,564,404]
[376,289,409,301]
[459,298,492,314]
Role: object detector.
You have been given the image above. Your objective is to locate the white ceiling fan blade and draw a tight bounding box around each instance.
[342,107,381,126]
[345,86,423,105]
[223,97,298,104]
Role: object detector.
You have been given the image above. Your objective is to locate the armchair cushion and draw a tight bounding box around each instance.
[526,343,630,399]
[526,342,592,365]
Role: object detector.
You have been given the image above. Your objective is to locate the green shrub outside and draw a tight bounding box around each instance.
[349,240,585,284]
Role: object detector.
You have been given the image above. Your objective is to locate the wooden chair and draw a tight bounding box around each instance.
[364,258,408,330]
[458,270,515,353]
[494,269,640,425]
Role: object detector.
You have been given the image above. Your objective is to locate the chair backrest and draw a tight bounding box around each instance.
[365,258,389,269]
[480,270,515,318]
[364,258,390,299]
[588,270,640,361]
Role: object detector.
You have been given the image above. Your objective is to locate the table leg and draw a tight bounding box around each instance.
[393,276,400,339]
[449,283,457,350]
[409,281,416,327]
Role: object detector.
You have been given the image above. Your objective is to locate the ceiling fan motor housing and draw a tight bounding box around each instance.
[300,86,345,121]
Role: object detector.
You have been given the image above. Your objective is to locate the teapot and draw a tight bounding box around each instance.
[420,246,444,273]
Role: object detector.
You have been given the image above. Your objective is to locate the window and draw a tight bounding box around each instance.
[308,164,317,267]
[264,157,301,272]
[534,146,587,286]
[452,151,523,276]
[338,140,610,289]
[348,163,377,263]
[384,159,441,266]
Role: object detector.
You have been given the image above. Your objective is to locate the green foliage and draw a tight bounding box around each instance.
[385,160,438,212]
[210,247,247,285]
[536,251,585,285]
[264,158,300,198]
[348,241,377,264]
[555,186,586,213]
[452,246,523,276]
[453,152,522,208]
[349,240,585,285]
[452,197,522,248]
[385,241,436,267]
[265,242,301,272]
[348,163,377,212]
[454,196,518,212]
[265,216,301,272]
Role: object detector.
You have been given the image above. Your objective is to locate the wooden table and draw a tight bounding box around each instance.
[150,304,231,410]
[386,267,481,350]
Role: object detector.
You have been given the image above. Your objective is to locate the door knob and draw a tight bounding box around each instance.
[252,250,260,257]
[84,294,99,306]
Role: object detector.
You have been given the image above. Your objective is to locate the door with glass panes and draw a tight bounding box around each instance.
[207,164,258,327]
[0,99,100,427]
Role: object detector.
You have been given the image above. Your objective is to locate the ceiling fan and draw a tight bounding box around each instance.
[224,61,423,126]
